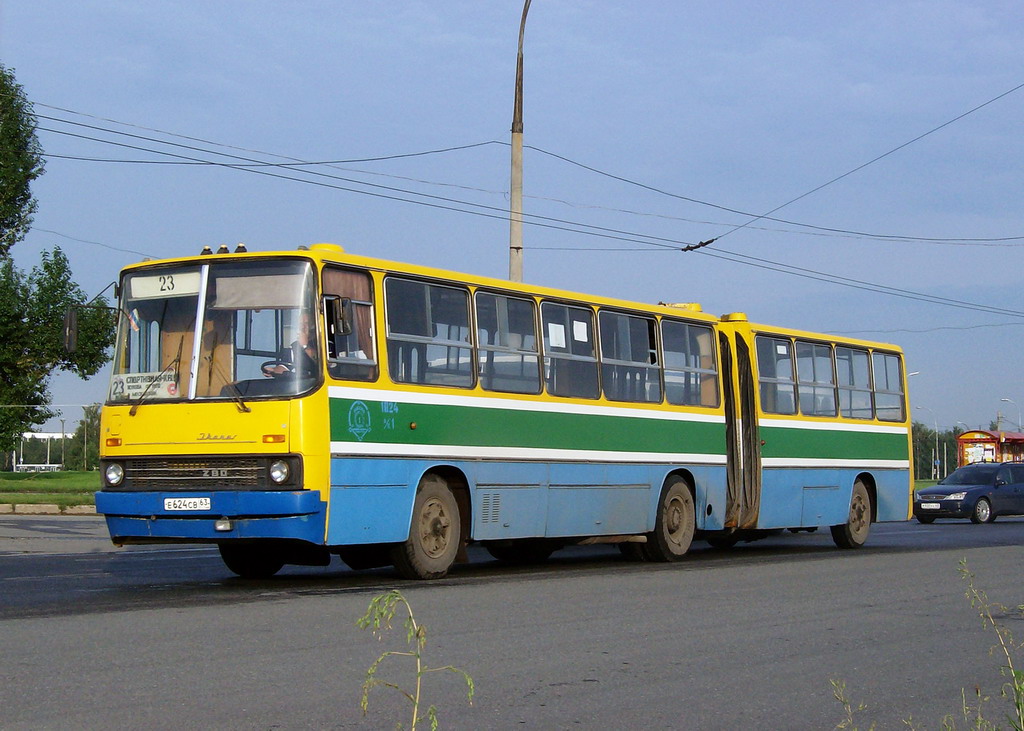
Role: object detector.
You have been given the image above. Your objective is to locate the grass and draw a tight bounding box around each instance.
[0,471,97,507]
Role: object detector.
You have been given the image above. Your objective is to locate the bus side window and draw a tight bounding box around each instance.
[599,310,660,403]
[872,352,905,421]
[662,320,719,407]
[476,292,541,394]
[796,341,836,417]
[755,336,797,415]
[385,277,473,388]
[835,346,872,419]
[541,302,599,399]
[323,267,377,382]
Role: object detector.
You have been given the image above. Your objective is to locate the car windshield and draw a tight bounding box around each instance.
[939,464,999,486]
[108,258,320,404]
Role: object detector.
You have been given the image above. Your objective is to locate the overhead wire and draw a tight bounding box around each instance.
[38,104,1024,246]
[33,102,1024,319]
[708,79,1024,242]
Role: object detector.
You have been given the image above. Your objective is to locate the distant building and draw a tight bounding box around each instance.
[957,430,1024,467]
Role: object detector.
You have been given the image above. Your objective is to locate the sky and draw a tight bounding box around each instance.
[1,1,1022,434]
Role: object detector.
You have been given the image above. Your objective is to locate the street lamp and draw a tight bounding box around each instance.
[916,405,939,480]
[1000,398,1021,432]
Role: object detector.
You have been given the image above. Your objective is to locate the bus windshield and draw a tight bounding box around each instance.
[108,259,320,405]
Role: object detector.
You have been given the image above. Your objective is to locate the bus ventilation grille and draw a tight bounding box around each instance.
[481,492,502,524]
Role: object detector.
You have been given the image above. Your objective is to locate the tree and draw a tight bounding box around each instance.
[64,404,101,471]
[0,249,115,458]
[0,64,45,256]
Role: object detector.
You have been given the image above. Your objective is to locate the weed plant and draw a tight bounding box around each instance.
[358,589,474,730]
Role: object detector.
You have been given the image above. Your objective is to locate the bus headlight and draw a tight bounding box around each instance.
[105,462,125,486]
[269,459,290,484]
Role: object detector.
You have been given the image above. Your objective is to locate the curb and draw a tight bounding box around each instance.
[0,503,97,515]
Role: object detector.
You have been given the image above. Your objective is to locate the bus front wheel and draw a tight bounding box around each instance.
[643,476,695,562]
[219,542,285,579]
[831,480,872,549]
[392,474,461,580]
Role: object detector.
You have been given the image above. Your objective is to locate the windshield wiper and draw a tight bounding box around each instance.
[129,336,184,416]
[210,358,251,413]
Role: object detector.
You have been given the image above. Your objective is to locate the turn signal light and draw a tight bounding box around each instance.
[262,434,286,443]
[106,438,122,447]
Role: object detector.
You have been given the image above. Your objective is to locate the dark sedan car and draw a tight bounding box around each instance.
[914,462,1024,524]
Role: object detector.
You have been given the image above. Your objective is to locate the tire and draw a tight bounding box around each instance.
[485,539,558,565]
[642,476,695,562]
[830,480,872,549]
[915,515,936,525]
[970,498,994,524]
[391,474,461,580]
[218,542,285,579]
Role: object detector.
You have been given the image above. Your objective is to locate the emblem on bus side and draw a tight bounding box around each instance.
[347,401,371,441]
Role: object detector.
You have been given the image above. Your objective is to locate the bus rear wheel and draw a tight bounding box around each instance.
[218,542,285,579]
[643,476,695,562]
[831,480,872,549]
[392,474,461,580]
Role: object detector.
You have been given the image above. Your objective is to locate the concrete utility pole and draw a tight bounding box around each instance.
[508,0,531,282]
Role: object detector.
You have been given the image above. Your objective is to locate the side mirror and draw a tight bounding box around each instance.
[324,296,353,339]
[63,307,78,353]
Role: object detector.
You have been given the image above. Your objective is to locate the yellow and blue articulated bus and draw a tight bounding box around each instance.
[95,244,913,579]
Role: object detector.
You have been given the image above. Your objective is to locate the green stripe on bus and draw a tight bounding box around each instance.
[329,397,908,461]
[329,398,726,455]
[759,424,909,461]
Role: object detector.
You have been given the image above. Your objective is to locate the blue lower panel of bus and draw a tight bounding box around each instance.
[96,489,326,543]
[326,457,729,545]
[757,468,909,528]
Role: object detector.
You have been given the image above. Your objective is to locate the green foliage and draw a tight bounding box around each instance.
[63,405,102,471]
[0,64,45,256]
[0,250,115,455]
[946,558,1024,730]
[911,420,960,480]
[358,589,474,730]
[830,678,875,731]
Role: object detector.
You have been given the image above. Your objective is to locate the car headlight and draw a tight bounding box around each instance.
[269,459,290,484]
[946,491,967,501]
[105,462,124,486]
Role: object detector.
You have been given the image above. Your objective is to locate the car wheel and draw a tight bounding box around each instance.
[915,516,936,524]
[970,498,994,524]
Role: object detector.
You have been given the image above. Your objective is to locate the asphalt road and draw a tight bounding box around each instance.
[1,516,1023,729]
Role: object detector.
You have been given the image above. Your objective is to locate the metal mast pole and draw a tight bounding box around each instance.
[508,0,531,282]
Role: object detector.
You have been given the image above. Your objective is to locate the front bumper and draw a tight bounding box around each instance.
[913,499,971,520]
[95,489,326,543]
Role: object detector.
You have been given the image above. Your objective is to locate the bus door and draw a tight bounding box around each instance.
[719,319,762,529]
